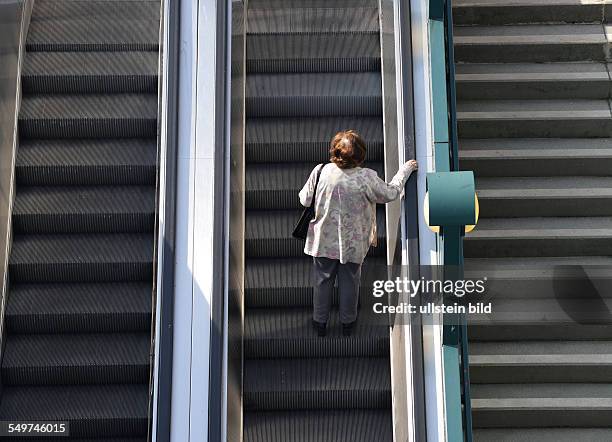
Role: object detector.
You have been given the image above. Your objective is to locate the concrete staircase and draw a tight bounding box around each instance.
[454,1,612,440]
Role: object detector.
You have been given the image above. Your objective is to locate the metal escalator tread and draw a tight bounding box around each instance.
[16,139,157,186]
[23,52,159,93]
[32,0,161,21]
[19,94,158,139]
[27,19,160,52]
[2,333,150,385]
[5,283,152,334]
[0,385,148,437]
[247,34,381,74]
[1,1,160,436]
[244,410,392,442]
[9,233,154,282]
[247,73,382,117]
[247,7,379,35]
[13,186,156,233]
[245,308,389,358]
[244,358,391,410]
[244,1,392,438]
[246,116,383,163]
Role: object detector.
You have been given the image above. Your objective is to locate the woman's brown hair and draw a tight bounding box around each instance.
[329,130,367,169]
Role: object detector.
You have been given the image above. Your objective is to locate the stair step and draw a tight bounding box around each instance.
[246,73,382,117]
[9,234,153,282]
[470,340,612,383]
[5,283,152,334]
[13,186,155,233]
[246,162,384,209]
[245,308,389,358]
[460,138,612,177]
[244,358,391,410]
[458,99,612,138]
[454,24,608,63]
[244,410,392,442]
[453,0,606,26]
[16,139,157,186]
[476,177,612,217]
[474,428,612,442]
[471,383,612,428]
[0,385,148,437]
[456,62,611,99]
[467,294,612,341]
[23,52,158,93]
[245,209,386,258]
[31,0,160,21]
[27,19,159,52]
[247,7,379,34]
[19,94,158,138]
[465,216,612,257]
[2,333,150,385]
[246,117,383,163]
[245,257,386,307]
[465,256,612,299]
[247,33,380,74]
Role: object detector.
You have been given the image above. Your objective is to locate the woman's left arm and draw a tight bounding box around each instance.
[298,165,321,207]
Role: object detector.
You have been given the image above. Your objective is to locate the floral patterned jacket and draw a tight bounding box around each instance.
[299,162,414,264]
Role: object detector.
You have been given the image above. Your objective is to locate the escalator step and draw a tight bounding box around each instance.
[6,283,152,334]
[248,6,379,34]
[2,333,150,385]
[23,52,158,94]
[18,439,145,442]
[13,186,155,234]
[246,73,382,117]
[0,385,148,437]
[244,358,391,410]
[246,162,384,209]
[245,257,386,307]
[244,409,392,442]
[246,117,383,163]
[247,34,380,74]
[27,19,159,52]
[32,0,160,21]
[16,139,157,186]
[9,234,153,283]
[19,95,158,139]
[245,209,386,258]
[245,308,388,358]
[249,0,379,7]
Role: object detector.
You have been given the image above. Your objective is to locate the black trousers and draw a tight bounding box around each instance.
[312,256,361,324]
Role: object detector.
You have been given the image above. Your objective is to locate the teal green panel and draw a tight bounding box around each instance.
[434,141,450,172]
[443,225,464,267]
[429,20,449,144]
[444,344,464,442]
[427,171,475,226]
[429,0,444,20]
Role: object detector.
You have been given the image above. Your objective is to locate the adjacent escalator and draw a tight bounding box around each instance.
[0,1,161,439]
[243,1,393,440]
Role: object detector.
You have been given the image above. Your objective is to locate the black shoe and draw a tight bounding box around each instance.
[312,319,327,337]
[342,321,356,336]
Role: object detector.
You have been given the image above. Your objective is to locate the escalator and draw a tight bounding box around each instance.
[243,1,394,440]
[455,0,612,440]
[0,1,160,439]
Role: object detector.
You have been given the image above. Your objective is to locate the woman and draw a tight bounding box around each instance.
[299,130,418,337]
